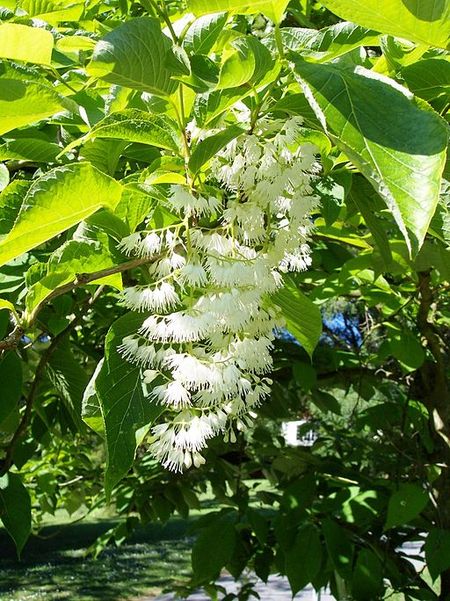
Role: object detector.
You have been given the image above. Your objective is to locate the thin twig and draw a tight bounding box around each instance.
[26,256,153,326]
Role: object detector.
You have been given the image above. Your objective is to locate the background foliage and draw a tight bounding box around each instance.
[0,0,449,599]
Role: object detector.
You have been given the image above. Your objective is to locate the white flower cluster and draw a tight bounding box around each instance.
[117,116,319,471]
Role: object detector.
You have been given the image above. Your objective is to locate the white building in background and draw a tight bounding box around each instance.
[281,420,318,447]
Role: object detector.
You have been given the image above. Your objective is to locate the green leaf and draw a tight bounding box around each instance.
[349,177,392,266]
[322,519,353,577]
[0,75,68,136]
[189,125,244,174]
[401,58,450,102]
[217,37,256,90]
[79,139,126,177]
[274,276,322,358]
[86,110,181,152]
[0,352,22,423]
[0,163,9,192]
[82,359,105,437]
[188,0,289,23]
[0,138,60,163]
[88,18,178,96]
[0,473,31,556]
[0,163,123,267]
[0,23,53,65]
[194,87,254,127]
[291,59,448,255]
[184,13,228,55]
[95,313,163,496]
[385,483,428,530]
[25,238,122,314]
[424,528,450,581]
[47,340,89,430]
[280,22,380,62]
[388,329,425,371]
[18,0,84,24]
[285,524,322,594]
[351,549,384,600]
[216,35,273,90]
[0,180,30,236]
[320,0,450,49]
[192,512,237,582]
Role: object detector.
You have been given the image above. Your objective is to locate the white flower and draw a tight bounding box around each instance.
[152,381,191,407]
[178,262,208,287]
[139,232,161,257]
[118,233,141,255]
[168,185,219,216]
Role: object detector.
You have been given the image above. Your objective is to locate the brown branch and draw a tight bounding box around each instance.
[0,324,25,353]
[26,256,154,327]
[0,287,104,477]
[0,256,152,353]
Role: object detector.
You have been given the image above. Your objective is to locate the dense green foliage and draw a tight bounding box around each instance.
[0,0,449,599]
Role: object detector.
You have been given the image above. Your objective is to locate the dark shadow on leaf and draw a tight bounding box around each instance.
[401,0,446,21]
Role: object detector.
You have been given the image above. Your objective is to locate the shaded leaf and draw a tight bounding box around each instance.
[192,512,237,582]
[47,340,89,429]
[424,528,450,581]
[95,313,163,496]
[385,483,428,530]
[285,524,322,594]
[189,124,244,173]
[0,473,31,556]
[402,58,450,101]
[274,276,322,358]
[0,352,22,423]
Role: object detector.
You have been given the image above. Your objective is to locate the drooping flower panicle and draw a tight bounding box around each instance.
[117,116,319,471]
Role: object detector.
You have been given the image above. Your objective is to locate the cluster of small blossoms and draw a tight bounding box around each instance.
[117,116,320,472]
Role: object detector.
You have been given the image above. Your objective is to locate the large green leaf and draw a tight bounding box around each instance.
[189,125,244,174]
[0,75,68,136]
[0,180,31,236]
[280,22,380,62]
[274,276,322,358]
[0,163,123,267]
[0,138,60,163]
[0,473,31,556]
[401,58,450,101]
[86,110,181,152]
[285,524,322,594]
[424,529,450,581]
[25,239,122,314]
[18,0,84,24]
[351,549,384,600]
[88,18,178,96]
[291,59,448,255]
[320,0,450,49]
[183,12,228,55]
[0,23,53,65]
[385,483,428,530]
[95,313,162,496]
[47,340,89,430]
[192,512,237,582]
[188,0,289,23]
